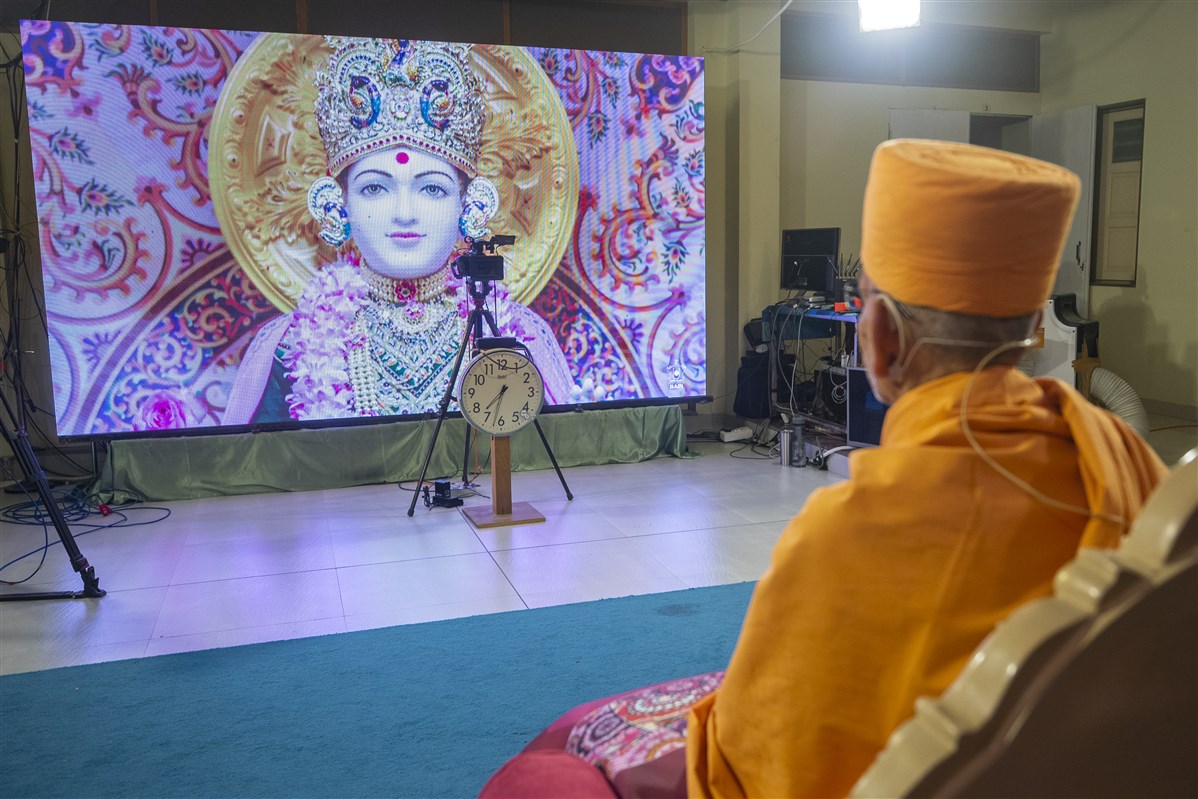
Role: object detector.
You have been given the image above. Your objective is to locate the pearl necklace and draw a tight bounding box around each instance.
[347,295,464,415]
[360,268,449,305]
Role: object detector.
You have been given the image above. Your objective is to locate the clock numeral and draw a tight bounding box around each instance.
[484,411,491,423]
[511,412,520,423]
[472,402,481,413]
[497,416,505,427]
[522,372,531,384]
[522,402,530,412]
[467,387,475,398]
[474,374,485,386]
[527,387,536,397]
[498,358,508,369]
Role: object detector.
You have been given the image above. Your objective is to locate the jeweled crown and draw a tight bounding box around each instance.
[314,36,485,179]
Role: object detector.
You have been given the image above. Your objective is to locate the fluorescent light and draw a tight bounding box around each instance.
[859,0,921,32]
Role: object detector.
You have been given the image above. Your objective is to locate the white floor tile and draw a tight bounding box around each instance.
[0,639,150,676]
[1,444,853,673]
[630,524,784,587]
[471,504,626,551]
[335,552,520,617]
[179,513,335,546]
[707,490,815,524]
[330,514,485,568]
[152,570,343,639]
[344,595,528,632]
[591,495,755,537]
[1,516,186,591]
[519,583,681,610]
[0,586,167,651]
[490,537,690,598]
[171,533,336,585]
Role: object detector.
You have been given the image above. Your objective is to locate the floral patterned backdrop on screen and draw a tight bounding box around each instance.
[20,21,705,436]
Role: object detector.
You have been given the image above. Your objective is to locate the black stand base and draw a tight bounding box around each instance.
[0,386,105,603]
[0,569,106,602]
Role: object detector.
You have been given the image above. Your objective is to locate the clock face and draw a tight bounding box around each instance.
[458,348,545,436]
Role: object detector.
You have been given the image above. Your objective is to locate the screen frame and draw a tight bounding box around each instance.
[780,227,840,294]
[61,395,716,443]
[845,366,887,448]
[20,21,709,442]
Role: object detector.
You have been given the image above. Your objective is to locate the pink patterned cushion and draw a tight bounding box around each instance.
[479,750,618,799]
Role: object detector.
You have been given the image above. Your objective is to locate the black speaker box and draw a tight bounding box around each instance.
[733,351,771,419]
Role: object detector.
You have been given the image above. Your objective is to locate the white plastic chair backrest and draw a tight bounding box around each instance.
[851,448,1198,799]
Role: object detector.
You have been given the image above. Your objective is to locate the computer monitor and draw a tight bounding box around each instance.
[846,366,887,448]
[780,227,840,294]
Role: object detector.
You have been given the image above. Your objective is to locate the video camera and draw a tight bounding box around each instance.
[454,235,516,282]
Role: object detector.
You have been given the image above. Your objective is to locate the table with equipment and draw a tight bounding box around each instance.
[761,302,861,436]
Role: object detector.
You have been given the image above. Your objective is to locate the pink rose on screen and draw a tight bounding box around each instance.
[135,392,190,431]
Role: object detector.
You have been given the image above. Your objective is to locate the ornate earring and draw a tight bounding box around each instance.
[459,176,499,240]
[307,177,351,247]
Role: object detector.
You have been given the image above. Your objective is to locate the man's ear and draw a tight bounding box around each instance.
[859,298,904,405]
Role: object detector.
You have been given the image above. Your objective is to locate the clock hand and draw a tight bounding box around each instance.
[486,384,509,410]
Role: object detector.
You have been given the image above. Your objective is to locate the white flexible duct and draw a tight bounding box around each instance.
[1089,367,1150,436]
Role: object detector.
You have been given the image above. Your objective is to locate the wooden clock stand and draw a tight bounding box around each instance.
[461,434,546,528]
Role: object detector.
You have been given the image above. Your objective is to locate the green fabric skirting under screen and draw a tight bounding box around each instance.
[90,405,691,502]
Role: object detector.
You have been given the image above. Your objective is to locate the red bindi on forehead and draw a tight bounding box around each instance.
[395,150,410,165]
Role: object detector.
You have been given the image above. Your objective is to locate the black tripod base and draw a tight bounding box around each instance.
[0,566,105,602]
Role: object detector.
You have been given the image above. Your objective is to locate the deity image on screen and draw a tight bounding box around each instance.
[20,21,706,437]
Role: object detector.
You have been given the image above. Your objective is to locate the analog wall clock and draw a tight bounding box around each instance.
[458,348,545,436]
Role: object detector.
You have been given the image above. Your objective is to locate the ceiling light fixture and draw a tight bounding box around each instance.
[859,0,921,32]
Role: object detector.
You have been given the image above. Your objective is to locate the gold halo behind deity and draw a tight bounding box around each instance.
[210,34,578,312]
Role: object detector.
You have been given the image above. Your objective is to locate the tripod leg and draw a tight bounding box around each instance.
[0,393,105,601]
[460,424,473,486]
[407,412,450,517]
[407,309,479,517]
[532,418,573,501]
[479,307,502,338]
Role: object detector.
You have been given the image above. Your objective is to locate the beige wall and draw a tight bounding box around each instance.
[1040,0,1198,415]
[770,0,1197,416]
[780,81,1042,252]
[690,1,786,423]
[694,0,1049,423]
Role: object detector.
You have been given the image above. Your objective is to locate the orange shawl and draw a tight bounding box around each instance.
[687,368,1165,798]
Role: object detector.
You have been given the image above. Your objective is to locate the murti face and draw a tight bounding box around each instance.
[343,147,465,280]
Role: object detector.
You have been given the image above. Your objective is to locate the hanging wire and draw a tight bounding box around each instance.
[702,0,795,55]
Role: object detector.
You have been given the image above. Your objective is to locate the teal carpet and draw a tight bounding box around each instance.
[1,582,754,798]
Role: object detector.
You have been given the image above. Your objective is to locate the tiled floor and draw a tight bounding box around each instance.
[0,440,837,675]
[2,417,1194,677]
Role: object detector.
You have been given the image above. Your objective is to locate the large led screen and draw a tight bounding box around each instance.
[20,21,706,437]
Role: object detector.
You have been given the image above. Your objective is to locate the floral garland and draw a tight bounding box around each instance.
[283,262,373,419]
[282,259,551,419]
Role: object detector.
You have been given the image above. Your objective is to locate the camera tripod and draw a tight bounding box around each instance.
[406,276,573,517]
[0,381,105,601]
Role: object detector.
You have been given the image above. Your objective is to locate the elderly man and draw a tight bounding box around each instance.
[481,140,1166,799]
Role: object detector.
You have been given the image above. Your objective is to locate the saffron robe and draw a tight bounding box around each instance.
[686,367,1166,799]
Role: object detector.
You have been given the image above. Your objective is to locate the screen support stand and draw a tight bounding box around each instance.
[0,383,105,602]
[406,279,572,517]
